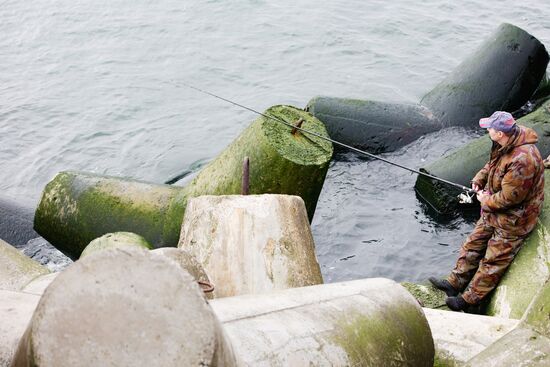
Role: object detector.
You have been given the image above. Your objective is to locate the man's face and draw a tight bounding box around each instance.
[487,128,502,142]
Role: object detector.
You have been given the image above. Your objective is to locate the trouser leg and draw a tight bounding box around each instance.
[461,228,525,305]
[447,218,494,291]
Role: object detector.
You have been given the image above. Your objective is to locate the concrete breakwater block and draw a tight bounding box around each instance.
[484,191,550,319]
[420,23,548,128]
[11,247,237,367]
[34,105,333,259]
[422,308,518,366]
[178,105,333,222]
[465,280,550,366]
[210,278,434,366]
[178,194,323,298]
[306,23,548,154]
[306,99,441,153]
[33,172,181,259]
[80,231,153,258]
[151,247,214,299]
[465,327,550,367]
[0,196,39,248]
[0,290,41,367]
[0,238,49,292]
[415,99,550,215]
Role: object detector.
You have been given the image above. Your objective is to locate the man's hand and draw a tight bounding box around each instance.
[471,183,482,192]
[476,190,490,205]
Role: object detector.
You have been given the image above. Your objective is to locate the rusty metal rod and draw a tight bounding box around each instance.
[291,118,304,135]
[242,156,250,195]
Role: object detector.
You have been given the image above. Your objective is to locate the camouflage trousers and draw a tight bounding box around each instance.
[447,216,527,305]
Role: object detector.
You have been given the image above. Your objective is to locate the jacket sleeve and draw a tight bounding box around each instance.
[482,155,535,212]
[472,162,490,187]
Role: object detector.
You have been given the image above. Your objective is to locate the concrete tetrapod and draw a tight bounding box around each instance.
[34,105,333,259]
[0,196,39,247]
[422,308,518,367]
[465,280,550,366]
[80,231,153,258]
[0,238,49,292]
[0,290,41,367]
[11,247,238,367]
[305,99,441,153]
[484,182,550,319]
[209,278,434,366]
[178,194,323,298]
[306,23,548,153]
[420,23,548,127]
[415,99,550,215]
[151,247,214,299]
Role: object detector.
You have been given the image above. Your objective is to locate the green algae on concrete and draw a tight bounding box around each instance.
[80,232,153,258]
[433,353,460,367]
[0,238,49,291]
[34,171,181,259]
[401,282,449,310]
[306,97,442,153]
[522,279,550,338]
[34,105,333,259]
[464,327,550,367]
[485,209,550,319]
[481,170,550,319]
[466,280,550,366]
[421,23,549,128]
[179,105,333,221]
[332,306,434,367]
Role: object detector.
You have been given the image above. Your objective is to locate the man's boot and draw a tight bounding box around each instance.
[445,295,468,311]
[428,277,458,297]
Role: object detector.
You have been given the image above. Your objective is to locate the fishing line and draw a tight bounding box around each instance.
[172,81,475,195]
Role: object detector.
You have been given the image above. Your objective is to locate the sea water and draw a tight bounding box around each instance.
[1,0,549,280]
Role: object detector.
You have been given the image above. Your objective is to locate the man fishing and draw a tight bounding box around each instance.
[429,111,545,311]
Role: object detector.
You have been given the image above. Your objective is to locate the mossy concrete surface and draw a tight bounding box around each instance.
[0,238,49,292]
[423,308,518,366]
[305,23,547,156]
[401,282,448,310]
[464,327,550,366]
[421,23,548,128]
[178,195,323,298]
[34,105,332,258]
[484,170,550,319]
[521,279,550,338]
[12,247,238,367]
[80,232,153,258]
[210,278,434,366]
[461,279,550,366]
[306,97,441,153]
[416,99,550,215]
[0,195,39,247]
[34,171,181,259]
[177,105,333,223]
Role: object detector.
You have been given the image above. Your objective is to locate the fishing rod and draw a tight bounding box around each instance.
[175,82,476,199]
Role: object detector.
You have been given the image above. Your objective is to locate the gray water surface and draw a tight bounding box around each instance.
[2,1,549,281]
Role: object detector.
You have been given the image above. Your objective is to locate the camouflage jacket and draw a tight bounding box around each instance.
[472,125,545,235]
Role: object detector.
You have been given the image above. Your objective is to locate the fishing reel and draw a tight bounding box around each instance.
[457,190,476,204]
